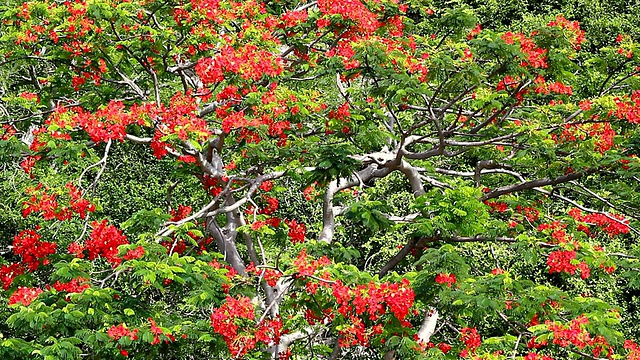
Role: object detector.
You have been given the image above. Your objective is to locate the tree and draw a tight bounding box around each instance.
[1,0,640,359]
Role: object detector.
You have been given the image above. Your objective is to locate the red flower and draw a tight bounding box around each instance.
[285,219,306,244]
[68,242,85,258]
[52,277,90,293]
[13,228,56,271]
[293,249,331,277]
[460,327,482,356]
[547,250,577,275]
[86,220,129,266]
[317,0,379,33]
[438,342,452,354]
[9,286,43,306]
[108,324,131,341]
[435,273,457,287]
[123,246,145,261]
[0,263,24,290]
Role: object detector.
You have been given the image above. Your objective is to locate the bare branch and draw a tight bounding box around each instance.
[481,172,584,201]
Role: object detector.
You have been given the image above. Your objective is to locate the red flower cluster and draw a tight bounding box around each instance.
[42,102,150,144]
[78,101,140,143]
[547,249,591,279]
[614,90,640,124]
[285,219,306,244]
[485,201,508,213]
[259,180,273,192]
[279,10,308,28]
[68,242,85,258]
[22,183,95,221]
[52,277,91,293]
[548,15,585,50]
[333,278,415,321]
[547,250,577,275]
[22,184,67,221]
[149,317,173,345]
[1,124,17,140]
[107,324,139,341]
[535,77,574,96]
[195,44,283,86]
[293,249,332,277]
[0,263,25,290]
[545,315,611,355]
[158,93,211,142]
[210,295,282,357]
[568,208,630,237]
[20,155,41,177]
[66,183,96,219]
[496,75,520,92]
[328,102,351,122]
[548,81,573,95]
[8,286,43,306]
[123,246,146,261]
[246,263,282,287]
[317,0,379,33]
[523,353,553,360]
[201,175,225,196]
[259,196,279,215]
[624,339,640,360]
[460,327,482,357]
[501,32,548,68]
[537,220,565,233]
[328,278,415,347]
[338,317,372,347]
[19,91,40,103]
[86,220,129,266]
[13,228,56,271]
[43,98,209,151]
[516,205,540,222]
[435,272,457,287]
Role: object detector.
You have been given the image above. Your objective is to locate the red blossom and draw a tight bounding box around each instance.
[524,353,554,360]
[435,272,457,287]
[285,219,306,243]
[317,0,379,33]
[0,263,24,290]
[460,327,482,356]
[501,31,548,68]
[210,296,281,357]
[195,44,283,87]
[13,228,56,271]
[108,324,138,341]
[293,249,331,277]
[52,277,91,293]
[485,201,508,213]
[123,246,145,261]
[66,183,96,219]
[19,91,39,102]
[547,250,577,275]
[68,242,85,258]
[544,315,600,350]
[438,342,452,354]
[547,15,585,50]
[9,286,43,306]
[86,220,129,266]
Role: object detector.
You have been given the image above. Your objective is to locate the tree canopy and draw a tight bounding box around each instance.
[1,0,640,359]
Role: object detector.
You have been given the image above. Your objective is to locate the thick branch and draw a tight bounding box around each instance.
[481,172,584,201]
[318,165,392,243]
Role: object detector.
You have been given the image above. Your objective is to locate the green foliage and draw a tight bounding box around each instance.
[413,186,491,237]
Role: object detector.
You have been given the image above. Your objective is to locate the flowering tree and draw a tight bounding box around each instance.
[2,0,640,359]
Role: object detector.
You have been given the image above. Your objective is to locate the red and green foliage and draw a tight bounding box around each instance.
[2,0,640,359]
